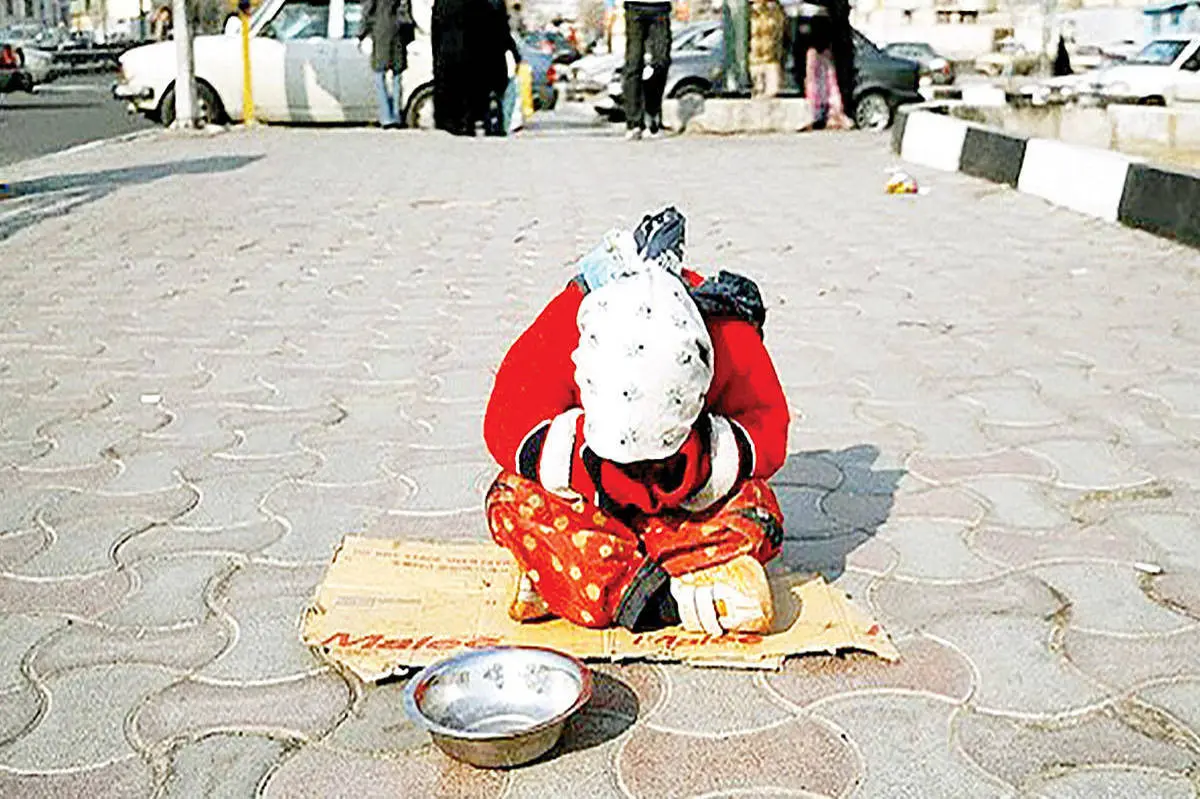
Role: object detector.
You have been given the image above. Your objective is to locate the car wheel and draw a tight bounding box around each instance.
[404,84,436,129]
[854,90,892,131]
[160,81,225,128]
[670,81,708,102]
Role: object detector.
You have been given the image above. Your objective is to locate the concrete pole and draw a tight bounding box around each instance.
[172,0,196,127]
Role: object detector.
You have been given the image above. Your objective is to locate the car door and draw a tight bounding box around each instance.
[1175,41,1200,103]
[252,0,339,121]
[330,0,375,122]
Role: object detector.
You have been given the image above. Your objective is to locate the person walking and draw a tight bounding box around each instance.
[749,0,786,98]
[360,0,414,128]
[622,0,672,140]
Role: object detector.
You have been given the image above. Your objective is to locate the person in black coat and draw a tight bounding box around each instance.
[1053,35,1073,77]
[361,0,414,127]
[432,0,478,135]
[477,0,521,135]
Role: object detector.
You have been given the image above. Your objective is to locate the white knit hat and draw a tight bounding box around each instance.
[572,259,714,464]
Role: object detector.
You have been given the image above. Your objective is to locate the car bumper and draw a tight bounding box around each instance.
[890,89,925,108]
[112,81,154,102]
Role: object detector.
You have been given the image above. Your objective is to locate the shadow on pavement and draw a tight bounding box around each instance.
[1,101,101,111]
[0,155,262,243]
[770,445,905,580]
[540,671,638,762]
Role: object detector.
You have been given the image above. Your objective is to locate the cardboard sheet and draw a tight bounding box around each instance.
[302,536,899,682]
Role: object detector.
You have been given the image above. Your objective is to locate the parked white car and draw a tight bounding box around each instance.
[114,0,434,126]
[1087,35,1200,106]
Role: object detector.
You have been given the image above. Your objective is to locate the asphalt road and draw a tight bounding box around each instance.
[0,72,154,168]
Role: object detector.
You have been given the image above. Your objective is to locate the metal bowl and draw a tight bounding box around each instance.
[403,646,592,768]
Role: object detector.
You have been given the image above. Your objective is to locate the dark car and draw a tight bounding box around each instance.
[0,42,33,93]
[883,41,955,85]
[525,29,580,64]
[602,27,922,130]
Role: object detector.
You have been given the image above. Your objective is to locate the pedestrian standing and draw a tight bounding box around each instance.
[622,0,672,140]
[360,0,415,128]
[478,0,521,135]
[802,8,852,129]
[749,0,785,98]
[1053,35,1073,77]
[432,0,492,136]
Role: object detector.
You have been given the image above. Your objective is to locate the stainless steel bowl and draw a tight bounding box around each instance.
[403,646,592,768]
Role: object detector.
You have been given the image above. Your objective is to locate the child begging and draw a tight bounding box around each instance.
[483,208,790,635]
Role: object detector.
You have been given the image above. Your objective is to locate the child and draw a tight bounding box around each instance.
[483,208,790,635]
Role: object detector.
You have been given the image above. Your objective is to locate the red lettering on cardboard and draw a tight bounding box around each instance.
[425,638,463,651]
[375,637,415,650]
[464,636,503,648]
[321,633,384,649]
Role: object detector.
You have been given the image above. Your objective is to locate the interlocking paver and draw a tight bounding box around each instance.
[201,562,325,681]
[161,734,288,799]
[30,615,230,678]
[617,718,859,798]
[102,554,232,628]
[970,523,1160,570]
[1033,562,1193,634]
[0,117,1197,795]
[814,695,1012,799]
[641,667,793,736]
[1031,768,1196,799]
[1065,625,1200,693]
[955,707,1197,791]
[133,671,351,750]
[0,664,177,770]
[0,757,154,799]
[261,744,508,799]
[929,614,1106,716]
[961,476,1071,529]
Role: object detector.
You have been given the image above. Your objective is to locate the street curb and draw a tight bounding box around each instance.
[893,104,1200,248]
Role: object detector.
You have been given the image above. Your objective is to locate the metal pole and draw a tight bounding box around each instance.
[240,1,255,124]
[172,0,196,127]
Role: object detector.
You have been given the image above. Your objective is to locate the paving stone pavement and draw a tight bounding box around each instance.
[1,117,1200,798]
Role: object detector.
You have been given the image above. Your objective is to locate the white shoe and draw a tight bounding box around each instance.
[625,127,643,141]
[670,555,774,635]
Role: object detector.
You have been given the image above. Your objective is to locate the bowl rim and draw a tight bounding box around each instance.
[402,645,593,741]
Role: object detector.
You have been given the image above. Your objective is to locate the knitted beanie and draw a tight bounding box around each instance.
[572,262,714,464]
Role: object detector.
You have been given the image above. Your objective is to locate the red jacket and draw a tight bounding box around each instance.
[484,270,789,515]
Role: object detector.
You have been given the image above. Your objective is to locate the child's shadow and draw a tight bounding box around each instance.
[768,445,905,584]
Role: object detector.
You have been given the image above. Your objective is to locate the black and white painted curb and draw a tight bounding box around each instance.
[891,105,1200,249]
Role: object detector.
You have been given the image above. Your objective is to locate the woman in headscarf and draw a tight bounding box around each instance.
[788,3,845,129]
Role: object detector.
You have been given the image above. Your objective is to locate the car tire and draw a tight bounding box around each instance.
[405,83,436,129]
[853,90,892,131]
[670,81,708,102]
[159,81,225,128]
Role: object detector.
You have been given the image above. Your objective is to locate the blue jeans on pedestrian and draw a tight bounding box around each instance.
[374,69,402,126]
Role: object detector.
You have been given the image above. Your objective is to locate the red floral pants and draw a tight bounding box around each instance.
[485,471,784,628]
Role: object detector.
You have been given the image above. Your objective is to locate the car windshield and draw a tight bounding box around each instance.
[686,27,722,52]
[890,43,933,57]
[263,0,330,39]
[853,29,882,56]
[1129,40,1189,65]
